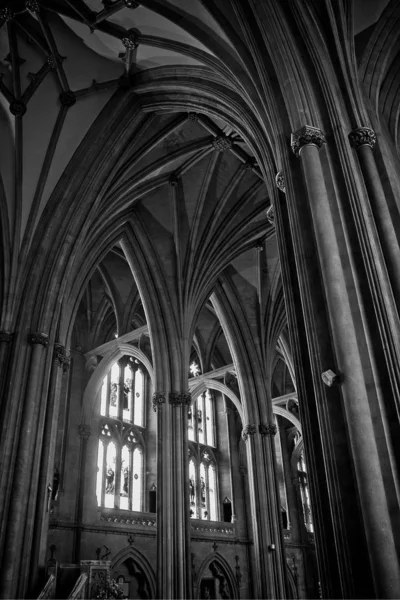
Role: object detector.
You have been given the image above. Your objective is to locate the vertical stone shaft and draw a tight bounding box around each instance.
[0,334,49,600]
[278,426,304,542]
[28,345,67,594]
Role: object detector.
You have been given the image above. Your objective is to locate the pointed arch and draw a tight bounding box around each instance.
[111,546,156,599]
[196,552,239,599]
[189,378,243,422]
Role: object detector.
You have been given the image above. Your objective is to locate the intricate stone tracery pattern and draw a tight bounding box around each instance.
[28,332,49,347]
[152,392,167,412]
[348,127,376,150]
[259,423,277,436]
[169,392,192,407]
[241,424,257,442]
[212,135,233,152]
[275,171,285,193]
[291,126,326,157]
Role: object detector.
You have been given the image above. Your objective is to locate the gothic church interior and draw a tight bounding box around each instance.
[0,0,400,598]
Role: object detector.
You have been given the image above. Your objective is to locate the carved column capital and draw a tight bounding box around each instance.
[152,392,167,412]
[169,391,192,407]
[291,126,326,157]
[275,171,285,193]
[212,135,233,152]
[0,331,13,343]
[53,343,70,371]
[28,332,49,347]
[259,423,277,436]
[348,127,376,150]
[78,424,91,440]
[241,424,257,442]
[266,205,274,225]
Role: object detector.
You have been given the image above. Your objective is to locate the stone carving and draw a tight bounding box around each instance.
[190,523,234,535]
[169,391,191,407]
[169,173,178,187]
[152,392,166,412]
[259,423,277,436]
[241,424,257,442]
[275,171,285,193]
[100,513,156,526]
[266,204,274,225]
[244,158,255,171]
[25,0,39,12]
[0,331,13,343]
[291,125,326,157]
[348,127,376,150]
[188,112,199,121]
[122,30,138,50]
[28,332,49,347]
[255,238,265,252]
[78,424,91,440]
[59,91,76,107]
[10,101,27,117]
[212,135,233,152]
[53,343,70,370]
[47,55,58,70]
[0,8,14,21]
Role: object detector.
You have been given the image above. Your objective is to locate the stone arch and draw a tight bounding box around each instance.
[189,378,243,421]
[196,552,239,599]
[82,343,154,423]
[111,546,156,599]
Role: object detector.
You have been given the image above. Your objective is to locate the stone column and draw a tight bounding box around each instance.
[153,391,191,599]
[288,125,400,598]
[0,331,13,410]
[241,422,287,599]
[0,333,49,600]
[73,424,91,563]
[29,343,70,594]
[349,127,400,306]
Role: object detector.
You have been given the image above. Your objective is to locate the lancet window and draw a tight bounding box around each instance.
[188,389,215,446]
[96,356,146,511]
[189,446,218,521]
[298,454,313,532]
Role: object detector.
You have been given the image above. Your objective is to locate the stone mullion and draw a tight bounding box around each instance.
[128,446,133,511]
[73,424,91,563]
[224,404,237,524]
[28,344,69,594]
[294,128,400,599]
[106,371,111,417]
[0,333,49,600]
[273,174,342,598]
[131,367,136,423]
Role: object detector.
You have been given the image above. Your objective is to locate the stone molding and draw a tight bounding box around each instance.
[291,125,326,157]
[152,392,167,412]
[275,171,285,193]
[78,424,91,440]
[0,331,13,343]
[212,135,233,152]
[241,424,257,442]
[190,523,235,536]
[266,205,274,225]
[348,127,376,150]
[259,423,277,436]
[100,514,156,527]
[28,332,49,347]
[169,391,192,407]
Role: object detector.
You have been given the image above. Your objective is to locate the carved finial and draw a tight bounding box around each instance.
[169,391,192,407]
[28,332,49,347]
[348,127,376,150]
[212,135,233,152]
[291,126,326,157]
[152,392,166,412]
[241,424,257,442]
[275,171,285,193]
[122,30,138,50]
